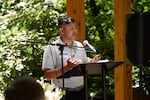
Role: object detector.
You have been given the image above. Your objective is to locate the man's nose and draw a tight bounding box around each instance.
[74,28,77,34]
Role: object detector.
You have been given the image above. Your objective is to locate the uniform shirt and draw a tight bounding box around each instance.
[42,37,87,89]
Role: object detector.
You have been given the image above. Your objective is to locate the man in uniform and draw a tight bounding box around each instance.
[42,16,99,100]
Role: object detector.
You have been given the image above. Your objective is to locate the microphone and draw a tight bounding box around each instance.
[83,40,96,53]
[50,43,85,49]
[50,43,67,46]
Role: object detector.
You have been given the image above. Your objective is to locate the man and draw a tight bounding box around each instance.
[42,16,99,100]
[5,76,45,100]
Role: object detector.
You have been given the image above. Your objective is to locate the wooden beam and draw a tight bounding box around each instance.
[66,0,85,42]
[114,0,132,100]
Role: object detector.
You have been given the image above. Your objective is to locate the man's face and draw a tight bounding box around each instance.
[59,23,77,40]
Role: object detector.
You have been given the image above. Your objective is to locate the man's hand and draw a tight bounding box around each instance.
[66,57,81,69]
[44,57,81,79]
[90,55,100,62]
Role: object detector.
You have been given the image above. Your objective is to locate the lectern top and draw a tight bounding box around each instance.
[58,61,124,78]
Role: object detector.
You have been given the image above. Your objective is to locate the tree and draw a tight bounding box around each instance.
[0,0,65,93]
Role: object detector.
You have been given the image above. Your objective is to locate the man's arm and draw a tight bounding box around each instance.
[44,57,81,80]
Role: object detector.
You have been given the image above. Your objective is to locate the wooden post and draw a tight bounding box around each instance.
[66,0,85,42]
[114,0,132,100]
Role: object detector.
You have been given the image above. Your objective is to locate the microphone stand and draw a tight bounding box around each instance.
[84,46,97,53]
[50,43,67,100]
[59,44,66,91]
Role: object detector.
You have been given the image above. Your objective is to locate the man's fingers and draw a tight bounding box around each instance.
[91,55,100,62]
[74,60,80,65]
[94,55,100,60]
[94,57,99,62]
[66,57,72,62]
[72,59,81,64]
[67,59,81,68]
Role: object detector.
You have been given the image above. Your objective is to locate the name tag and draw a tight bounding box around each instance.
[63,52,68,59]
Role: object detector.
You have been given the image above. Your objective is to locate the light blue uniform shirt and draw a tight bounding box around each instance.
[42,37,87,89]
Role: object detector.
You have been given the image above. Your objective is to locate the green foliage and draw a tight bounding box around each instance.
[85,0,114,60]
[0,0,65,93]
[132,0,150,13]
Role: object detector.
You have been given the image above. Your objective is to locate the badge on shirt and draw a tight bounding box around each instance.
[63,52,68,59]
[59,52,69,59]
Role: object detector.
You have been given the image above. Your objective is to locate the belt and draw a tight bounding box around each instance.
[63,86,84,92]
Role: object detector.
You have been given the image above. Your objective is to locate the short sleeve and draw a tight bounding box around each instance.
[42,45,56,70]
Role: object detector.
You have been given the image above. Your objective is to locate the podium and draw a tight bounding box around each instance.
[58,61,123,100]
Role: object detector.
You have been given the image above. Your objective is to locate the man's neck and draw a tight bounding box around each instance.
[60,37,73,46]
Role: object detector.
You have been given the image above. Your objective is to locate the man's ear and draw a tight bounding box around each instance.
[59,27,64,35]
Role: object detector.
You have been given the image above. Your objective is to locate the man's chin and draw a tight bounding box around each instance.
[72,37,76,40]
[68,37,76,41]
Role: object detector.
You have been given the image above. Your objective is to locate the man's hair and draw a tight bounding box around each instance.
[5,76,45,100]
[58,16,75,28]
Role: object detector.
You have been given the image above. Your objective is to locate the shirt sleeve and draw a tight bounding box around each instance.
[42,45,56,70]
